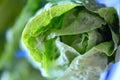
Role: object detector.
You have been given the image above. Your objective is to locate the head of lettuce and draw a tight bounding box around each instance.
[22,1,120,80]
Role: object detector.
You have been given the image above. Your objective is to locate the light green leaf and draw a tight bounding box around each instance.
[55,7,106,35]
[22,3,78,61]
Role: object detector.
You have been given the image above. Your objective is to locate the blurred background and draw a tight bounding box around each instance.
[0,0,119,80]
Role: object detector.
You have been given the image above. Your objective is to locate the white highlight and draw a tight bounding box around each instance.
[1,71,10,80]
[6,29,13,42]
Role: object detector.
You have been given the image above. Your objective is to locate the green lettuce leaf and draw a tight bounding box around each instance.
[22,1,119,79]
[58,47,108,80]
[115,45,120,62]
[22,3,78,61]
[58,41,113,80]
[97,7,120,51]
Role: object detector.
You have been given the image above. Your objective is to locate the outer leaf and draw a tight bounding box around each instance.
[115,45,120,62]
[22,3,78,62]
[59,53,107,80]
[59,41,113,80]
[22,3,80,77]
[59,48,107,80]
[28,3,78,36]
[97,7,120,51]
[55,7,106,35]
